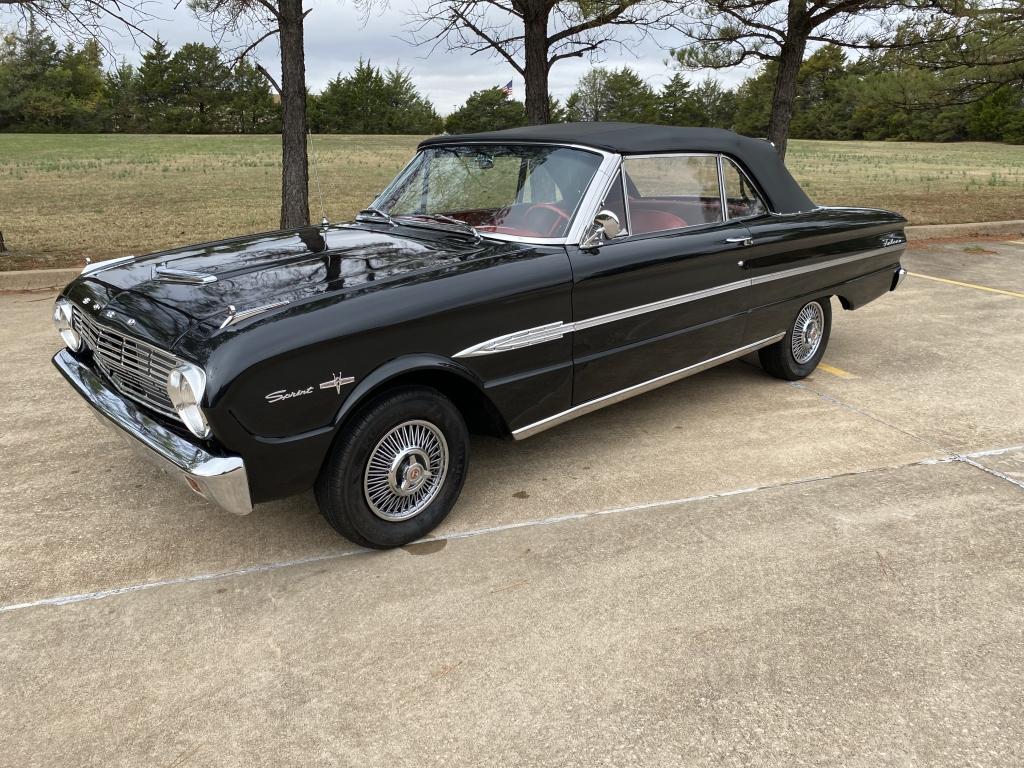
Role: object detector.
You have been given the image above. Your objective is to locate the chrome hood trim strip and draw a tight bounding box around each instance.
[219,300,291,329]
[81,255,135,276]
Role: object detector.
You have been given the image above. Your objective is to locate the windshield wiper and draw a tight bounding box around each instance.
[355,207,396,226]
[394,214,480,241]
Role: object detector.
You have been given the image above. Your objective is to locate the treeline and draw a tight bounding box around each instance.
[0,26,442,135]
[2,23,1022,144]
[308,61,443,135]
[0,25,279,133]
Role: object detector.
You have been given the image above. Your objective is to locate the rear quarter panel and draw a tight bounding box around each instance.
[741,207,906,342]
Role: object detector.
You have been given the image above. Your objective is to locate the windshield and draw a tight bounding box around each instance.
[374,144,604,239]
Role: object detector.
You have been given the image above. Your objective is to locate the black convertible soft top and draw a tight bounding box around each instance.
[419,122,815,214]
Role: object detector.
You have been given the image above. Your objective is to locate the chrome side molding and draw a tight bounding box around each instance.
[511,332,785,440]
[748,244,903,286]
[573,278,750,332]
[455,244,903,358]
[454,321,568,358]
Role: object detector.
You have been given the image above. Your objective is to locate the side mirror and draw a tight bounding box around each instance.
[580,209,622,249]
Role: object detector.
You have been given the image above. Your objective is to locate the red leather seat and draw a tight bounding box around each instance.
[630,209,687,234]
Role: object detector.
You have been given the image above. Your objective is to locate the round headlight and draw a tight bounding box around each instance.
[52,298,82,351]
[166,363,211,439]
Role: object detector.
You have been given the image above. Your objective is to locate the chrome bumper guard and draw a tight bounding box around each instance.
[891,267,908,290]
[52,349,253,515]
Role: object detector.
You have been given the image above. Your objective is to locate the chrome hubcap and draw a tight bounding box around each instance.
[791,301,825,364]
[364,420,448,522]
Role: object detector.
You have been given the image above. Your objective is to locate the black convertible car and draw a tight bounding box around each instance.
[53,123,907,547]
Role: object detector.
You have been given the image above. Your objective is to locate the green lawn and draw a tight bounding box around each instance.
[1,133,1022,270]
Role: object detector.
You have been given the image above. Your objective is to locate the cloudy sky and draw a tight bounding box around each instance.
[5,0,754,114]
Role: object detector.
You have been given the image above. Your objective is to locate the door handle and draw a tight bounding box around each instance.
[725,236,754,246]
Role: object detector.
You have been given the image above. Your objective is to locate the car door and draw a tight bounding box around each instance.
[567,153,756,405]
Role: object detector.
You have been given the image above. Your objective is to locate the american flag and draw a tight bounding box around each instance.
[498,80,513,97]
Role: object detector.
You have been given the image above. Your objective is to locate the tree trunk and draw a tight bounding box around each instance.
[523,11,550,125]
[278,0,310,228]
[767,29,808,160]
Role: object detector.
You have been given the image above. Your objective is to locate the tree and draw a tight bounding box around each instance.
[380,66,444,134]
[445,87,527,133]
[672,0,952,157]
[168,43,232,132]
[895,2,1024,107]
[787,44,850,139]
[689,76,736,127]
[565,66,659,122]
[0,21,105,131]
[732,44,848,138]
[407,0,675,124]
[658,72,702,126]
[316,59,386,133]
[104,61,138,132]
[228,59,280,132]
[136,38,175,131]
[191,0,317,227]
[59,38,106,129]
[311,60,442,134]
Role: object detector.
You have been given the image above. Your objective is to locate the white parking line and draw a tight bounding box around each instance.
[3,444,1021,616]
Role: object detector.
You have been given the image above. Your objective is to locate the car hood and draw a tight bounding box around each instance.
[74,224,519,336]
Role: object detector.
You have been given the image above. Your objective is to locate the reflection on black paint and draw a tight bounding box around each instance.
[297,227,328,254]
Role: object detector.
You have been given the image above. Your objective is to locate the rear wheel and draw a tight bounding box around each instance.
[759,297,832,380]
[315,386,469,548]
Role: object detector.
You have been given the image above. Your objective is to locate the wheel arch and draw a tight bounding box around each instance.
[332,354,510,439]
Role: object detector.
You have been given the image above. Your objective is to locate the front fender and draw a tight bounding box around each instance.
[213,353,497,504]
[332,354,481,425]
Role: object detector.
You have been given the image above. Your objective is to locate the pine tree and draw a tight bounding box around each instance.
[658,73,701,127]
[136,38,174,132]
[445,88,526,133]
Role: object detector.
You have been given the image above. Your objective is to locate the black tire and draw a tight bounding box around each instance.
[315,386,469,549]
[759,297,832,380]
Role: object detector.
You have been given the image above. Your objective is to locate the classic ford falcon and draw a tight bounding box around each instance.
[53,123,907,547]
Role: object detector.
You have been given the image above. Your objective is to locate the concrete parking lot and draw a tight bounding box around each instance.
[1,240,1022,767]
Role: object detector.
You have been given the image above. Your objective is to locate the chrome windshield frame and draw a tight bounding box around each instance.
[369,142,620,247]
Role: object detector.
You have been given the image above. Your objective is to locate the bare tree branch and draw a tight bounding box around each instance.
[0,0,159,49]
[404,0,679,122]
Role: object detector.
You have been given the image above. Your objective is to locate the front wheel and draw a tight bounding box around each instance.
[315,386,469,548]
[759,297,832,380]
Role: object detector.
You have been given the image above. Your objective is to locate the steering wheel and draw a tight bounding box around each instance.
[523,204,571,237]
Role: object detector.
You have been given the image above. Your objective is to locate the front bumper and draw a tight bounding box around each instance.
[52,349,253,515]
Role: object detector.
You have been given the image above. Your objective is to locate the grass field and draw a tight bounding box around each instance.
[2,134,1023,270]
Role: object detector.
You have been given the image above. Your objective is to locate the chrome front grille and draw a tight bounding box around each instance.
[71,306,181,419]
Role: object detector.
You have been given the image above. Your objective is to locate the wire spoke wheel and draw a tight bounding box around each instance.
[791,301,825,364]
[364,419,449,522]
